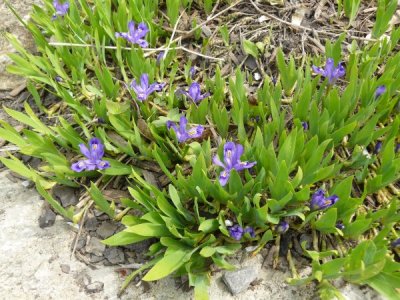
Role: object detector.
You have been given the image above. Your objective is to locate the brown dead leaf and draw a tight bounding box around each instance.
[106,131,129,148]
[142,170,159,188]
[137,118,154,141]
[103,189,130,202]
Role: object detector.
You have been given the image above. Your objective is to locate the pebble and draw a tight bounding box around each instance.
[89,254,104,263]
[75,237,86,251]
[96,222,117,239]
[85,281,104,294]
[85,237,105,256]
[38,202,56,228]
[222,266,259,295]
[75,272,91,287]
[21,180,34,188]
[60,264,70,274]
[85,217,99,231]
[53,185,78,207]
[104,247,125,265]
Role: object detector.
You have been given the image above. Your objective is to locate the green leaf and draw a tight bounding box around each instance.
[199,219,219,233]
[125,223,171,237]
[190,273,210,300]
[243,39,259,58]
[143,248,192,281]
[102,230,149,246]
[200,246,216,257]
[36,180,74,221]
[314,208,337,233]
[0,155,54,189]
[169,185,193,222]
[88,183,115,218]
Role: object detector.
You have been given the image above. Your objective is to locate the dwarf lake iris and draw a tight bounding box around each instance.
[312,58,345,85]
[52,0,69,20]
[213,142,256,186]
[178,82,210,104]
[167,115,204,143]
[310,189,339,211]
[129,74,165,101]
[228,224,255,240]
[71,138,110,172]
[115,21,149,48]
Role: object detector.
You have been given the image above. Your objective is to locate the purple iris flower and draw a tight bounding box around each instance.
[312,58,345,85]
[52,0,69,20]
[391,238,400,249]
[115,21,149,48]
[178,82,210,104]
[301,121,309,130]
[374,141,382,154]
[55,76,63,82]
[375,85,386,98]
[276,221,289,234]
[228,225,255,240]
[213,142,256,186]
[166,115,204,143]
[71,138,110,172]
[129,73,165,101]
[310,189,339,211]
[229,224,244,240]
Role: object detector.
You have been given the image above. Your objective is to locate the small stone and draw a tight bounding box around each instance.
[85,217,99,231]
[71,235,86,251]
[60,264,70,274]
[85,281,104,294]
[244,56,257,70]
[222,266,258,295]
[53,185,78,207]
[21,180,34,188]
[28,157,41,169]
[123,239,153,253]
[93,209,104,217]
[21,155,31,163]
[96,222,118,239]
[104,247,125,265]
[75,272,91,287]
[38,202,56,228]
[89,254,104,263]
[85,237,106,256]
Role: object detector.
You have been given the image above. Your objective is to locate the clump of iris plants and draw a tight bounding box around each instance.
[1,1,400,300]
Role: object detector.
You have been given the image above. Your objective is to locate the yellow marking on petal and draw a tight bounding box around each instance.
[93,144,98,150]
[188,128,197,136]
[226,150,232,158]
[222,171,228,177]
